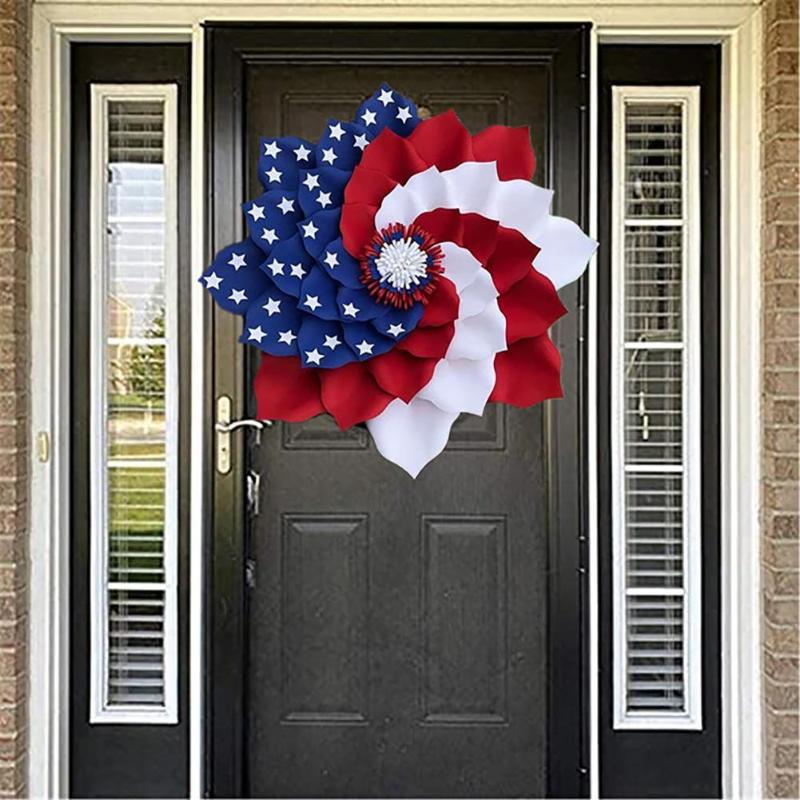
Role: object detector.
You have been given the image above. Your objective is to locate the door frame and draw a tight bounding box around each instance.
[28,5,764,799]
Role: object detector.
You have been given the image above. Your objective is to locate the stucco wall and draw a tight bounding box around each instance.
[761,0,800,796]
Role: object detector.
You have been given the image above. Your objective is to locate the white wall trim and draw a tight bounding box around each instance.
[28,6,763,799]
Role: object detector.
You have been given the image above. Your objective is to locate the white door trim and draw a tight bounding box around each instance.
[28,6,762,799]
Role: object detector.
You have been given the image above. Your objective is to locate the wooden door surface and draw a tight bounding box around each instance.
[208,25,589,798]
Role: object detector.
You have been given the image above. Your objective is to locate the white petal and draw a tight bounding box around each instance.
[366,398,458,478]
[439,241,481,293]
[416,356,496,416]
[457,269,498,319]
[447,298,506,360]
[374,160,595,293]
[531,214,598,290]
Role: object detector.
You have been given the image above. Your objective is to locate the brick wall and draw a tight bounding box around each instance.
[0,0,28,796]
[761,0,800,796]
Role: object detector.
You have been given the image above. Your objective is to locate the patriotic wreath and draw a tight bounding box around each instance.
[200,84,596,477]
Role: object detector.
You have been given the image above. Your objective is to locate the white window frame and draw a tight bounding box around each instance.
[88,83,180,725]
[610,85,703,731]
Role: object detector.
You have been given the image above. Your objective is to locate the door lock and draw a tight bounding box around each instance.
[215,395,272,474]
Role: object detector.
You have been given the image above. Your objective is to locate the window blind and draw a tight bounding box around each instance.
[611,88,702,729]
[90,88,178,724]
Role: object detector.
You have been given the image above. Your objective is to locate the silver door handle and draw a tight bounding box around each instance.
[216,395,272,474]
[215,419,273,433]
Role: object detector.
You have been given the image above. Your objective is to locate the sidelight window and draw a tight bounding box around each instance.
[610,86,702,729]
[89,85,178,723]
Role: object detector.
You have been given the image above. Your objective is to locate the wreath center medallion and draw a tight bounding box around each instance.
[361,222,444,309]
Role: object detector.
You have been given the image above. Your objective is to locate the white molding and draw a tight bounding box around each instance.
[27,6,763,799]
[188,21,207,799]
[720,11,764,799]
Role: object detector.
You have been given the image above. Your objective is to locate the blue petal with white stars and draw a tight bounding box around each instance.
[259,234,315,298]
[319,237,363,289]
[200,238,272,316]
[258,136,316,192]
[342,321,396,360]
[243,190,302,257]
[353,83,419,138]
[297,167,350,218]
[298,317,357,369]
[201,84,429,361]
[241,286,303,356]
[370,302,424,340]
[315,119,373,172]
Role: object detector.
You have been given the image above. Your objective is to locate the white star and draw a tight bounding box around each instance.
[305,348,324,365]
[301,220,318,240]
[263,140,281,158]
[323,334,341,350]
[278,329,297,345]
[289,262,307,279]
[361,109,377,126]
[265,166,282,183]
[266,258,284,276]
[378,88,394,107]
[396,106,412,123]
[261,228,279,245]
[302,173,320,190]
[303,294,321,311]
[247,203,265,221]
[321,147,337,165]
[227,252,247,271]
[262,297,281,316]
[328,122,345,141]
[203,272,222,290]
[323,251,339,269]
[356,339,374,356]
[353,133,369,151]
[387,323,405,337]
[342,302,359,318]
[229,288,247,305]
[277,196,295,215]
[316,191,332,208]
[248,326,266,343]
[293,144,311,162]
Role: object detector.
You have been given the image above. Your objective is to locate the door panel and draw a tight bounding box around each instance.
[208,25,589,798]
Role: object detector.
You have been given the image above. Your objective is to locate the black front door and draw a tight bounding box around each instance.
[208,25,589,798]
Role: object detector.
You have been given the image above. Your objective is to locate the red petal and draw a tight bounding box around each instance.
[456,213,499,264]
[340,202,378,260]
[343,165,398,206]
[254,354,324,422]
[471,125,536,181]
[413,208,463,245]
[407,109,473,170]
[358,127,429,185]
[489,334,562,406]
[367,349,438,404]
[485,226,540,293]
[319,362,394,429]
[396,321,454,359]
[418,277,459,327]
[499,268,567,344]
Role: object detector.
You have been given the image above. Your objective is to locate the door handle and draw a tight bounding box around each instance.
[216,395,272,474]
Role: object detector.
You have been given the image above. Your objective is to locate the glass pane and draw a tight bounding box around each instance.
[98,96,172,716]
[625,473,684,589]
[624,348,683,464]
[624,227,683,342]
[626,594,685,712]
[625,103,682,219]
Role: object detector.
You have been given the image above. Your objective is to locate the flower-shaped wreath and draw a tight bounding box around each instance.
[200,84,597,476]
